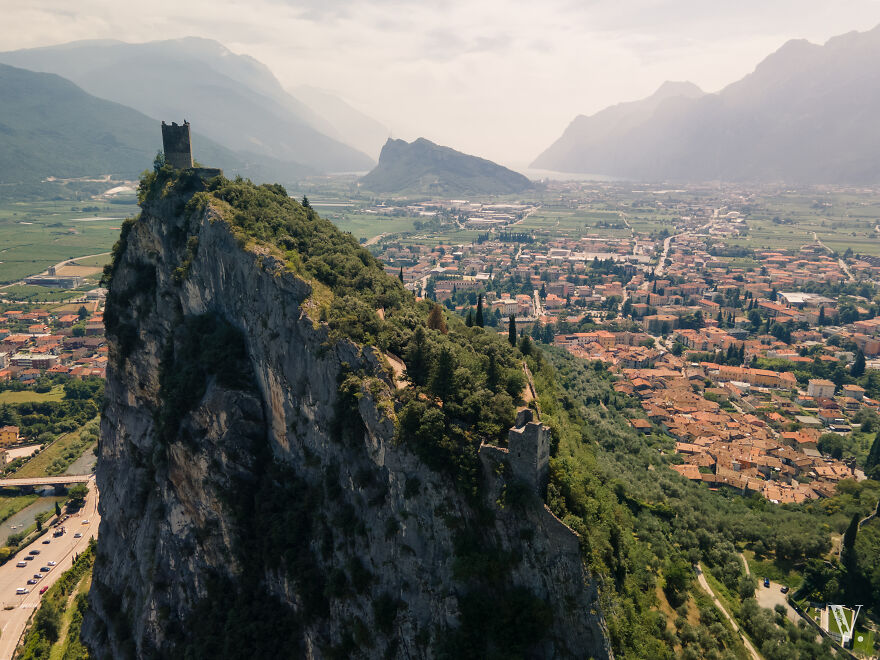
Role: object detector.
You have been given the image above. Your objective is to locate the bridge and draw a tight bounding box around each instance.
[0,475,91,489]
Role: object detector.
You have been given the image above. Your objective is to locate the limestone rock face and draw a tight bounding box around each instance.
[83,177,611,659]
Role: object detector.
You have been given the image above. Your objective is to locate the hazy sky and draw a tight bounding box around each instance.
[4,0,880,165]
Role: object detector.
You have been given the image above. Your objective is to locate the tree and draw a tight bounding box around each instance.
[405,327,430,386]
[398,267,404,283]
[475,294,484,328]
[301,195,311,209]
[465,309,473,327]
[430,347,455,402]
[866,434,880,480]
[427,304,448,334]
[518,334,533,356]
[68,484,89,508]
[55,502,61,518]
[842,512,859,555]
[851,350,866,378]
[77,305,89,320]
[508,315,517,346]
[818,306,826,326]
[152,150,166,173]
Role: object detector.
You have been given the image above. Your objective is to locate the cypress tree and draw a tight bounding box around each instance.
[866,434,880,479]
[465,309,473,327]
[475,294,484,327]
[405,326,429,386]
[508,315,516,346]
[430,347,455,402]
[818,306,826,326]
[398,267,404,283]
[851,350,866,378]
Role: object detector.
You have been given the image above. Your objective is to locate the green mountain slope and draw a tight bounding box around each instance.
[360,137,532,196]
[0,63,311,186]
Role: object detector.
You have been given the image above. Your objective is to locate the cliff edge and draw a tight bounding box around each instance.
[83,167,610,659]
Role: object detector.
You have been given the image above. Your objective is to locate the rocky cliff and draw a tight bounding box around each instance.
[83,168,610,659]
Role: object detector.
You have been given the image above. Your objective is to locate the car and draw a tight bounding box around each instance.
[16,561,26,568]
[39,586,48,595]
[73,532,82,539]
[32,574,42,580]
[41,539,50,544]
[82,520,90,525]
[39,567,50,572]
[47,561,56,566]
[26,579,37,585]
[28,549,40,555]
[763,578,770,588]
[23,556,34,561]
[780,585,789,594]
[16,588,28,595]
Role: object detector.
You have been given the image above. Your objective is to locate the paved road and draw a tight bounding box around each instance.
[0,479,99,660]
[533,289,543,317]
[694,565,762,660]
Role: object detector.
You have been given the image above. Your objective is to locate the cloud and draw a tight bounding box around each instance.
[2,0,880,164]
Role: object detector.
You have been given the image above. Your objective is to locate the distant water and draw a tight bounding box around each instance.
[517,168,622,182]
[0,497,59,543]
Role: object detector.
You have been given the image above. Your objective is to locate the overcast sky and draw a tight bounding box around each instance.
[3,0,880,166]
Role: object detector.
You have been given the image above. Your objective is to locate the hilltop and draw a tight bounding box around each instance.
[360,137,533,196]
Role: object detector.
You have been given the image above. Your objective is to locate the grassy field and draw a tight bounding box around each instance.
[0,495,38,524]
[0,386,66,404]
[13,422,98,479]
[852,629,876,657]
[69,253,111,268]
[742,550,803,589]
[328,213,421,240]
[0,199,135,284]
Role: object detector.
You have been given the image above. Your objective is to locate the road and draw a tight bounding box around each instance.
[533,289,543,317]
[0,479,99,660]
[0,476,90,488]
[364,232,387,247]
[694,565,762,660]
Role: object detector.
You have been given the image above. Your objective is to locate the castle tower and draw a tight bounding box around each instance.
[161,121,193,169]
[506,408,550,494]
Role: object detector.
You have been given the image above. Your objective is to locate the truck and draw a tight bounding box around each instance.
[52,526,65,538]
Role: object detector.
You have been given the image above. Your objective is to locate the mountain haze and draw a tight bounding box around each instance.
[534,24,880,183]
[0,38,374,174]
[294,86,390,160]
[0,63,312,185]
[361,138,533,196]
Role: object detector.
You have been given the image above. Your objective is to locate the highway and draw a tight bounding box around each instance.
[0,479,99,660]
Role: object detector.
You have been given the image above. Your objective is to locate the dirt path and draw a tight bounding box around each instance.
[694,565,762,660]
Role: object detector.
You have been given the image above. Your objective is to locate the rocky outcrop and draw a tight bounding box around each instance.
[84,173,610,659]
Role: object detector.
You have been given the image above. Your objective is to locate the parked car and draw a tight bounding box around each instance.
[47,561,56,566]
[32,574,42,580]
[73,532,82,539]
[16,588,28,594]
[41,539,50,544]
[82,520,90,525]
[26,579,37,585]
[28,549,40,555]
[39,567,50,573]
[16,561,26,568]
[764,578,770,588]
[39,586,48,595]
[23,556,34,561]
[780,585,789,594]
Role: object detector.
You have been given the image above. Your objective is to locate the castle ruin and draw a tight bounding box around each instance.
[506,408,551,493]
[161,121,193,169]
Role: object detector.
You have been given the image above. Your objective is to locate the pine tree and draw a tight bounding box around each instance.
[301,195,311,209]
[851,350,866,378]
[475,294,484,327]
[508,315,517,346]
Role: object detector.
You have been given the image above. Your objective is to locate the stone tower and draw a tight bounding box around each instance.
[161,121,193,169]
[506,408,550,493]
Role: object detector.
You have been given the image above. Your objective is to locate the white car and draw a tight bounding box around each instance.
[47,561,56,566]
[16,588,28,595]
[81,520,90,525]
[73,532,82,538]
[16,561,26,568]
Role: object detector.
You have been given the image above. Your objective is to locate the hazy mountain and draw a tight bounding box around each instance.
[293,86,390,160]
[0,38,374,173]
[533,24,880,183]
[360,138,533,196]
[0,63,312,185]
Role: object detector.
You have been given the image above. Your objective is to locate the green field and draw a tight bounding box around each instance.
[328,213,421,240]
[852,629,875,656]
[0,386,66,404]
[0,199,135,283]
[13,421,98,479]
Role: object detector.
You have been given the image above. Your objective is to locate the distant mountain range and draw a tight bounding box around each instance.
[360,138,533,196]
[533,24,880,183]
[0,37,381,174]
[0,63,311,185]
